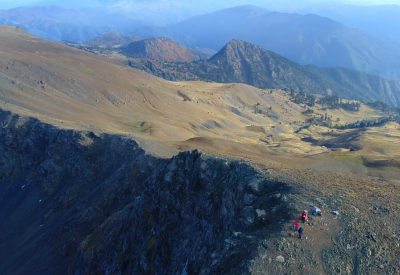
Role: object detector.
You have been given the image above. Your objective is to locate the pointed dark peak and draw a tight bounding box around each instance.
[222,40,259,56]
[209,39,282,63]
[225,39,261,49]
[213,39,257,55]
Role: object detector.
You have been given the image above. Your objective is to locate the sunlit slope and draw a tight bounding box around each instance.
[0,27,295,148]
[0,25,398,162]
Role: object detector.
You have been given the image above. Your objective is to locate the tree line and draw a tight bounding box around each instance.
[333,116,399,130]
[289,91,361,111]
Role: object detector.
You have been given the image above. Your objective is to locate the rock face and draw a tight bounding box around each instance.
[0,109,291,275]
[2,109,400,275]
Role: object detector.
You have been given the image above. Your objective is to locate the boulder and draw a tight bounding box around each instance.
[244,193,257,205]
[256,209,266,218]
[276,255,285,263]
[247,178,265,195]
[242,206,255,225]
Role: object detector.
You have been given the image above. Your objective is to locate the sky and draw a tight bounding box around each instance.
[1,0,400,10]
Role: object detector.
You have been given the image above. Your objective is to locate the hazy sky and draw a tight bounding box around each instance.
[1,0,400,10]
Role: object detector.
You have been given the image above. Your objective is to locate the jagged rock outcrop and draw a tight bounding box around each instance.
[0,109,292,275]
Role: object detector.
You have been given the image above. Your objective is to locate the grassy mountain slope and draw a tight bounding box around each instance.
[0,25,396,157]
[121,37,208,62]
[0,25,328,157]
[169,7,400,81]
[127,39,400,107]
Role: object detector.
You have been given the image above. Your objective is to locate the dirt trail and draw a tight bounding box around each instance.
[249,186,340,275]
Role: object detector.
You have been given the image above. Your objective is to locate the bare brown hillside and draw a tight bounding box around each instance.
[121,37,206,62]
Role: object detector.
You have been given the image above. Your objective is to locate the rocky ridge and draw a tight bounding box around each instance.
[0,109,293,274]
[1,108,400,275]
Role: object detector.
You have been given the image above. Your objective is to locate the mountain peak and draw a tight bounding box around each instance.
[121,37,205,62]
[226,39,247,45]
[225,39,258,48]
[219,39,260,55]
[216,4,269,15]
[211,39,278,63]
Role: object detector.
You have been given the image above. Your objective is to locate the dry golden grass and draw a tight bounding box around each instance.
[1,25,400,179]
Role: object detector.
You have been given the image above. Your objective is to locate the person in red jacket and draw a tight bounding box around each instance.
[294,221,299,232]
[302,210,308,223]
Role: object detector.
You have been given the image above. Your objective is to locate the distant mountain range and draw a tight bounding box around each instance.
[297,2,400,42]
[16,0,208,25]
[121,37,209,62]
[84,33,140,47]
[127,39,400,107]
[0,6,197,44]
[2,4,400,82]
[0,6,144,42]
[0,6,141,27]
[169,6,400,81]
[128,26,196,48]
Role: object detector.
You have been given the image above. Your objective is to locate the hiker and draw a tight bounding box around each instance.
[302,210,308,223]
[313,206,322,216]
[298,227,304,239]
[294,221,299,232]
